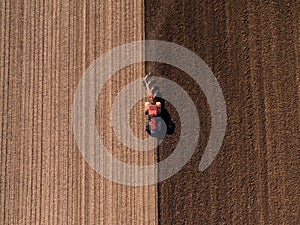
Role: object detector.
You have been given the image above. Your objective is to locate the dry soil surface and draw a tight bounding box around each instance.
[0,1,157,225]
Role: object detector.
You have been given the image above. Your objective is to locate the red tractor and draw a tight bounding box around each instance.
[142,74,162,137]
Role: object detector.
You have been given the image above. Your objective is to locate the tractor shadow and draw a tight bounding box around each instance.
[155,96,175,136]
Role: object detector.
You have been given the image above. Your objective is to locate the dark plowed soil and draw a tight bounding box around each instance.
[145,1,299,224]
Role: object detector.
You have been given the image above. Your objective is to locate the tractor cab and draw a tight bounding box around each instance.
[145,101,161,117]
